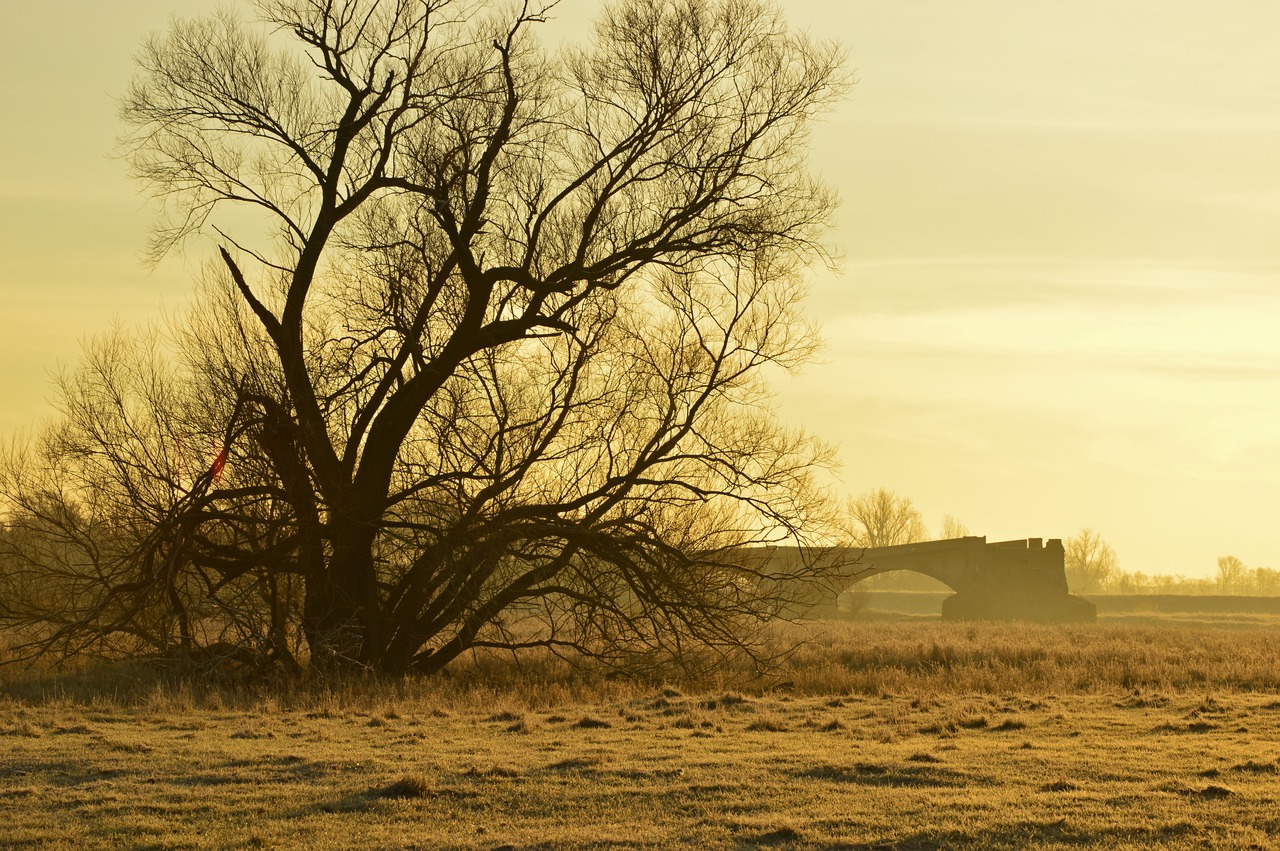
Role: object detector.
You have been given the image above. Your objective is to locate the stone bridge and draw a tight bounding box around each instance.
[752,536,1095,622]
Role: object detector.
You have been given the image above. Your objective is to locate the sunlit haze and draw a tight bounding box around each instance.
[2,0,1278,578]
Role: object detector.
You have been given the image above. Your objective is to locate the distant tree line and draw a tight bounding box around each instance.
[1063,529,1280,596]
[1105,556,1280,597]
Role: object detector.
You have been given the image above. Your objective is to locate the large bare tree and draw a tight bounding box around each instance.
[0,0,846,675]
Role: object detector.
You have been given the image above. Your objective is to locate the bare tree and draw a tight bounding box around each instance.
[0,0,847,675]
[1064,528,1117,594]
[939,514,968,540]
[847,488,926,548]
[0,324,306,670]
[1216,556,1247,595]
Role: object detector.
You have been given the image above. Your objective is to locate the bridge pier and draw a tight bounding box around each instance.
[940,589,1096,623]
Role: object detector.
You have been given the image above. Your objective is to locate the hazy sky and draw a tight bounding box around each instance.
[3,1,1279,577]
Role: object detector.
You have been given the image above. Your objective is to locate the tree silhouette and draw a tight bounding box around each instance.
[0,0,847,675]
[939,514,969,540]
[847,488,926,548]
[1064,528,1117,594]
[1216,556,1247,594]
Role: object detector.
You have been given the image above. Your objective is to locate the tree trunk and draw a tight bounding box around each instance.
[303,517,382,672]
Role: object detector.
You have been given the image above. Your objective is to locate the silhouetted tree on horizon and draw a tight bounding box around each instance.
[1216,556,1247,595]
[939,514,969,540]
[1064,528,1117,594]
[847,488,926,549]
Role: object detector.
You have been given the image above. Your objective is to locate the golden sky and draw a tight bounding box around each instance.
[3,0,1279,577]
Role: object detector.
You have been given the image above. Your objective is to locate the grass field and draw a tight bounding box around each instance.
[4,618,1280,849]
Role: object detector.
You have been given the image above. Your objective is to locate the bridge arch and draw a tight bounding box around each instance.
[750,536,1094,622]
[841,537,992,594]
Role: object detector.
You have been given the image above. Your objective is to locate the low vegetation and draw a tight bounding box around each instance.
[4,616,1280,848]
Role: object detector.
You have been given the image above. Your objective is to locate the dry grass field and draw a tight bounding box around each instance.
[4,617,1280,849]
